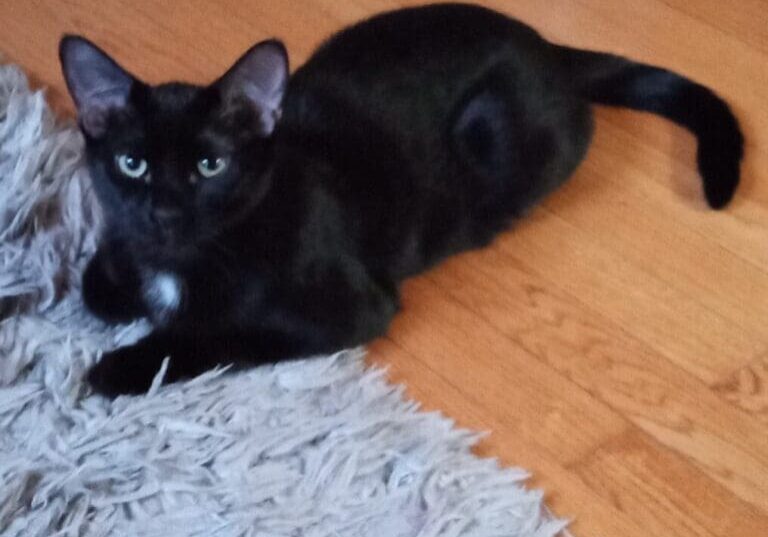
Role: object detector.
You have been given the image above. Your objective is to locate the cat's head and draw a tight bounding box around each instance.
[59,36,289,260]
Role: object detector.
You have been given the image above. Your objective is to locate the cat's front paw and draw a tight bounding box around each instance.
[87,345,165,397]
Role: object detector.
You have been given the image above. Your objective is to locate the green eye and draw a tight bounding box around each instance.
[116,154,149,180]
[197,157,227,178]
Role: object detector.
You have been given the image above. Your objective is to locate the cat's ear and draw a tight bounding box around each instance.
[59,35,137,138]
[216,39,289,135]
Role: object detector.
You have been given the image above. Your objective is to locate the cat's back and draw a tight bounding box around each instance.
[279,3,554,182]
[304,4,543,75]
[273,4,568,279]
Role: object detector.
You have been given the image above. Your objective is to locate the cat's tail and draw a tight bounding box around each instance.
[555,46,743,209]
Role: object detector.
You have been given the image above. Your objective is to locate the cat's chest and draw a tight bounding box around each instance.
[142,271,183,325]
[140,268,268,326]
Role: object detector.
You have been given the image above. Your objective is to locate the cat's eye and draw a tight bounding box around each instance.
[197,157,228,178]
[116,154,149,180]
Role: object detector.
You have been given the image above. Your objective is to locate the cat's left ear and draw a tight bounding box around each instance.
[216,39,289,135]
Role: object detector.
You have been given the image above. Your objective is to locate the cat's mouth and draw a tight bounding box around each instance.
[157,226,182,244]
[139,225,200,263]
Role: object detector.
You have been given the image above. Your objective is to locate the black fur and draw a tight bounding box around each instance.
[59,3,743,396]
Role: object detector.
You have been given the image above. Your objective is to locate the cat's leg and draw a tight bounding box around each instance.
[450,66,592,217]
[82,246,146,323]
[86,328,333,397]
[87,266,400,397]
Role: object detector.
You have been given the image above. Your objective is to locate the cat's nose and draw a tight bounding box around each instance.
[152,207,183,226]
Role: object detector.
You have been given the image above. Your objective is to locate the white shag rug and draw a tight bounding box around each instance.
[0,63,567,537]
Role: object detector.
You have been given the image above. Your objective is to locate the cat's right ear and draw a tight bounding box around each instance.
[59,35,137,138]
[215,39,289,136]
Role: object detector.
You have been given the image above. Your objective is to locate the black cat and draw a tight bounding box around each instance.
[59,3,743,396]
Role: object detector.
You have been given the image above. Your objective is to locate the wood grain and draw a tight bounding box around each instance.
[573,428,768,537]
[1,1,766,535]
[714,356,768,425]
[427,246,768,510]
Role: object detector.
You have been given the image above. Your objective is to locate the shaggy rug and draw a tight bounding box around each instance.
[0,63,567,537]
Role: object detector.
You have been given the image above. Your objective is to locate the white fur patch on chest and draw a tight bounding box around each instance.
[143,271,182,323]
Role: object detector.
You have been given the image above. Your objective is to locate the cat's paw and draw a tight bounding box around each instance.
[87,346,164,397]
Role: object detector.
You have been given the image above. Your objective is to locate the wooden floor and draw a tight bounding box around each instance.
[1,1,766,535]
